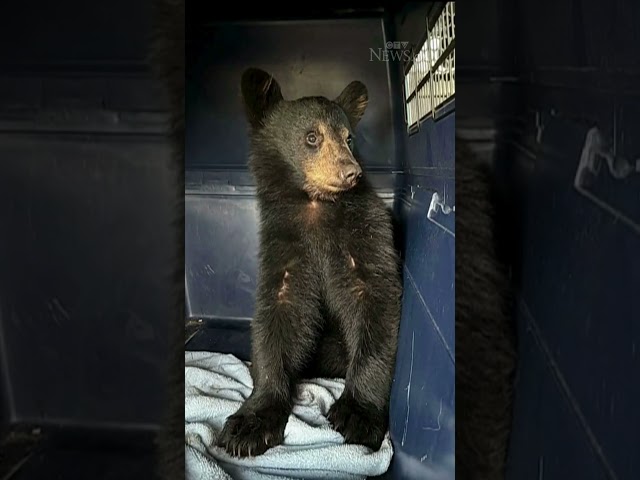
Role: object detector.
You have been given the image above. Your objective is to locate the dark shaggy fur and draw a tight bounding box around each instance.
[455,138,517,480]
[149,1,185,479]
[216,68,403,458]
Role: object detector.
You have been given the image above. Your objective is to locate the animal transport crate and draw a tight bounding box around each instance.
[184,2,455,479]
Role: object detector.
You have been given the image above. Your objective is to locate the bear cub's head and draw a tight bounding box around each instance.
[241,68,368,201]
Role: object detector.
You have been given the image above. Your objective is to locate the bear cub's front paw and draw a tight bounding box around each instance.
[327,394,386,451]
[217,408,287,457]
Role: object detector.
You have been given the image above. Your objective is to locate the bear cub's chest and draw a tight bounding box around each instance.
[294,199,361,235]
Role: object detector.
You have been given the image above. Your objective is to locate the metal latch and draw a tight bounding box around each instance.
[427,191,455,237]
[428,191,454,218]
[575,127,640,235]
[575,127,639,186]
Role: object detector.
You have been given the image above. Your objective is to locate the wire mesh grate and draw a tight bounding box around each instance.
[405,2,455,130]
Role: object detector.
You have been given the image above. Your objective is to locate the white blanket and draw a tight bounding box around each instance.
[185,351,394,480]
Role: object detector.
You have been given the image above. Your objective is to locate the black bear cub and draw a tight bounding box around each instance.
[217,68,403,458]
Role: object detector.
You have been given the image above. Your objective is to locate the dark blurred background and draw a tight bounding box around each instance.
[0,1,176,478]
[458,1,640,479]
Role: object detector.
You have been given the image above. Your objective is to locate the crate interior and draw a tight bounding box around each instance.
[185,3,455,479]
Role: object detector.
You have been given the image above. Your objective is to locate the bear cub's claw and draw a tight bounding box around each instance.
[217,408,287,458]
[327,394,386,451]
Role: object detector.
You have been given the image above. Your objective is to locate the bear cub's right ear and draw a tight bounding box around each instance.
[241,68,284,129]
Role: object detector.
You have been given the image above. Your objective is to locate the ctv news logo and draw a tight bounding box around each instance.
[370,41,413,62]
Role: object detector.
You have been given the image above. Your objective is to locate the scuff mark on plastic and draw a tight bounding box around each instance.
[204,264,215,276]
[51,299,70,322]
[609,396,615,417]
[48,298,70,326]
[538,456,544,479]
[422,397,443,431]
[401,330,415,447]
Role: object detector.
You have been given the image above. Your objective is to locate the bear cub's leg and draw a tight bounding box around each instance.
[325,254,399,451]
[217,252,322,457]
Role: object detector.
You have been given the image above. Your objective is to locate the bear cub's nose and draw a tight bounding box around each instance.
[342,163,363,186]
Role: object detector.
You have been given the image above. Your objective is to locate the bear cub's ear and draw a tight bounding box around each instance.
[241,68,284,129]
[334,81,368,128]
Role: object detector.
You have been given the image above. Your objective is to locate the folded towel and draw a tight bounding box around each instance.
[185,351,394,480]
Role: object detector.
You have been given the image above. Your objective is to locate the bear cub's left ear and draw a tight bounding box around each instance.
[241,68,284,129]
[334,81,368,128]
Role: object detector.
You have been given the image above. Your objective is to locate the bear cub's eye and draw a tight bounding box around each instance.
[346,135,354,149]
[306,132,319,146]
